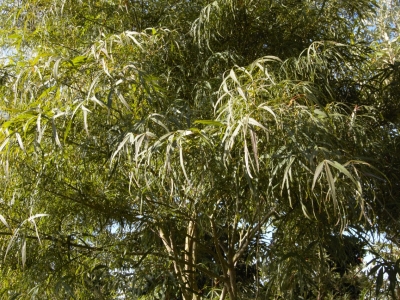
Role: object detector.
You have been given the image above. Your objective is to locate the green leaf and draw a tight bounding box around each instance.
[21,240,26,269]
[194,120,224,126]
[324,161,337,212]
[312,161,325,190]
[70,55,87,67]
[326,160,358,186]
[15,133,24,151]
[376,267,384,296]
[0,214,9,229]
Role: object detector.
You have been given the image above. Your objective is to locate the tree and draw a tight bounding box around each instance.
[0,0,399,299]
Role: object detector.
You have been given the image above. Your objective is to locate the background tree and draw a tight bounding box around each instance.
[0,0,399,299]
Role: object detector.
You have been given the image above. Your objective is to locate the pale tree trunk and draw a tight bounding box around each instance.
[185,218,199,300]
[158,227,192,300]
[210,216,237,300]
[158,217,199,300]
[226,255,237,300]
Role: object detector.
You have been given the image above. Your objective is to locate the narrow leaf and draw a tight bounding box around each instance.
[149,114,169,132]
[5,228,20,260]
[51,118,62,148]
[111,133,134,163]
[27,213,49,221]
[90,95,106,107]
[249,129,259,172]
[312,161,325,190]
[248,117,267,131]
[237,87,246,99]
[36,114,42,143]
[326,160,357,186]
[376,267,384,296]
[229,69,240,85]
[259,105,277,122]
[193,120,224,126]
[324,162,337,212]
[116,90,131,110]
[15,133,24,151]
[81,106,91,136]
[243,136,253,178]
[0,214,9,229]
[180,146,189,182]
[0,137,10,152]
[21,239,26,269]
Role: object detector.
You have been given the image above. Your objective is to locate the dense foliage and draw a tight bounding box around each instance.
[0,0,399,299]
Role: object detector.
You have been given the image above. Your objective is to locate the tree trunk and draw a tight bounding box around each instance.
[226,250,237,300]
[184,218,199,300]
[159,218,199,300]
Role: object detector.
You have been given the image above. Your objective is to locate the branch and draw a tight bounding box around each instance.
[0,231,153,257]
[233,208,276,263]
[210,216,230,284]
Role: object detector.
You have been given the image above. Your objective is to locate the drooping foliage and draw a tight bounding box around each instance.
[0,0,399,299]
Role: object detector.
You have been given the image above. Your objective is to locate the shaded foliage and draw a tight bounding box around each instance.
[0,0,399,299]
